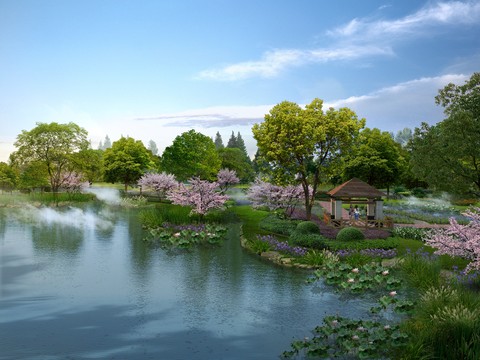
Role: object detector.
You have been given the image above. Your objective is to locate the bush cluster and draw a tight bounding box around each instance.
[258,214,300,235]
[295,221,320,234]
[391,226,431,241]
[336,226,365,241]
[325,238,399,251]
[289,232,327,250]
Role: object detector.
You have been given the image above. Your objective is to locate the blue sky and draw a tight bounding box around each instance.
[1,0,479,162]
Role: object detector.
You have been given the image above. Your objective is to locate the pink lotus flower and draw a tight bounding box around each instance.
[347,278,355,283]
[382,270,389,276]
[352,268,359,273]
[384,325,391,330]
[352,335,359,341]
[173,233,181,238]
[389,291,397,297]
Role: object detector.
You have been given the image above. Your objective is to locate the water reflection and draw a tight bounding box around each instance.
[0,204,379,360]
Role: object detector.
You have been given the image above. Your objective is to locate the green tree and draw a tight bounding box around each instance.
[148,140,159,156]
[103,137,154,191]
[12,122,89,192]
[252,98,364,219]
[71,148,104,184]
[161,130,221,181]
[227,131,238,148]
[14,160,50,192]
[342,128,405,196]
[0,162,17,192]
[217,147,254,183]
[393,127,413,148]
[410,73,480,196]
[214,131,224,150]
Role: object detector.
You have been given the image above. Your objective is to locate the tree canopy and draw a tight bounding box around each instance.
[161,129,221,181]
[252,98,365,219]
[342,128,405,194]
[410,73,480,196]
[12,122,89,192]
[103,136,154,190]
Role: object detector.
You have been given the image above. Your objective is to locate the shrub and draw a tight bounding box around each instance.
[325,238,399,251]
[336,226,365,241]
[258,214,299,235]
[295,221,320,234]
[289,231,327,250]
[391,226,431,241]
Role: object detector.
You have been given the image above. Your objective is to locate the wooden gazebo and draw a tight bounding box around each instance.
[326,178,386,223]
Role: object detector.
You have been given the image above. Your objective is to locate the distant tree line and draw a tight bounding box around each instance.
[1,73,478,204]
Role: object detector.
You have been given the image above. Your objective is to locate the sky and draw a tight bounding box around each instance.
[1,0,479,162]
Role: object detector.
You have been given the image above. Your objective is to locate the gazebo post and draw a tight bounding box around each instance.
[367,199,375,220]
[375,200,384,220]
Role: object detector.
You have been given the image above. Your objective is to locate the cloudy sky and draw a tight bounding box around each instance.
[1,0,479,162]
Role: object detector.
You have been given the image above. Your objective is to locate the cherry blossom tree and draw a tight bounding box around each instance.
[167,177,229,216]
[247,179,303,216]
[60,172,89,193]
[217,169,240,194]
[424,207,480,273]
[138,172,177,199]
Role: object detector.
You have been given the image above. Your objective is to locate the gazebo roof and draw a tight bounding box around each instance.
[327,178,385,199]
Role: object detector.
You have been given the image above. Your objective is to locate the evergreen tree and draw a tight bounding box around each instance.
[148,140,159,155]
[103,135,112,149]
[236,132,250,162]
[214,131,224,150]
[227,131,237,148]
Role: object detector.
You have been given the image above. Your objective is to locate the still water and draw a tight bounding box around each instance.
[1,190,374,359]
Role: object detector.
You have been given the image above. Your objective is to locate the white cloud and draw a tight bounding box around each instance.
[328,1,480,40]
[197,46,393,81]
[327,73,470,131]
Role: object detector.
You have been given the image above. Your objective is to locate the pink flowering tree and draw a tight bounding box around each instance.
[167,177,229,216]
[60,172,89,193]
[424,207,480,273]
[247,179,303,216]
[217,169,240,194]
[138,172,177,200]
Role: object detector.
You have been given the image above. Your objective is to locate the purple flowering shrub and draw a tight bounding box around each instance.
[256,235,307,257]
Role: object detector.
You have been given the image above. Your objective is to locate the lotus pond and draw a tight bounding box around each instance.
[0,189,388,360]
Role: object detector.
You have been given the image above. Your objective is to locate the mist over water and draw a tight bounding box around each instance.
[83,186,121,205]
[19,205,114,231]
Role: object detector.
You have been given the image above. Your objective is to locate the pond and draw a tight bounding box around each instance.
[1,189,377,360]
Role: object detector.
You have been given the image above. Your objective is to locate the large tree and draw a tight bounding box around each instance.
[12,122,89,192]
[410,73,480,196]
[217,147,254,183]
[103,136,154,191]
[161,129,221,181]
[252,98,364,219]
[342,128,405,195]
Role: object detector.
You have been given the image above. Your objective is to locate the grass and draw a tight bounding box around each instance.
[231,205,270,240]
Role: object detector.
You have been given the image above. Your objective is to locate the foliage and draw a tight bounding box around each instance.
[295,220,320,234]
[161,129,221,181]
[336,226,365,241]
[216,168,239,194]
[71,148,104,184]
[295,249,338,267]
[424,207,480,273]
[214,131,224,150]
[247,179,303,216]
[247,236,272,254]
[401,285,480,359]
[307,261,402,294]
[137,172,177,200]
[391,226,431,241]
[167,177,228,216]
[252,98,365,219]
[325,238,399,251]
[255,234,307,257]
[12,122,89,192]
[139,204,193,228]
[336,248,397,267]
[258,214,300,235]
[145,222,227,248]
[410,73,480,196]
[289,231,327,250]
[0,162,17,192]
[400,248,442,290]
[282,315,408,360]
[60,172,89,193]
[217,147,254,183]
[103,136,154,191]
[342,127,406,193]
